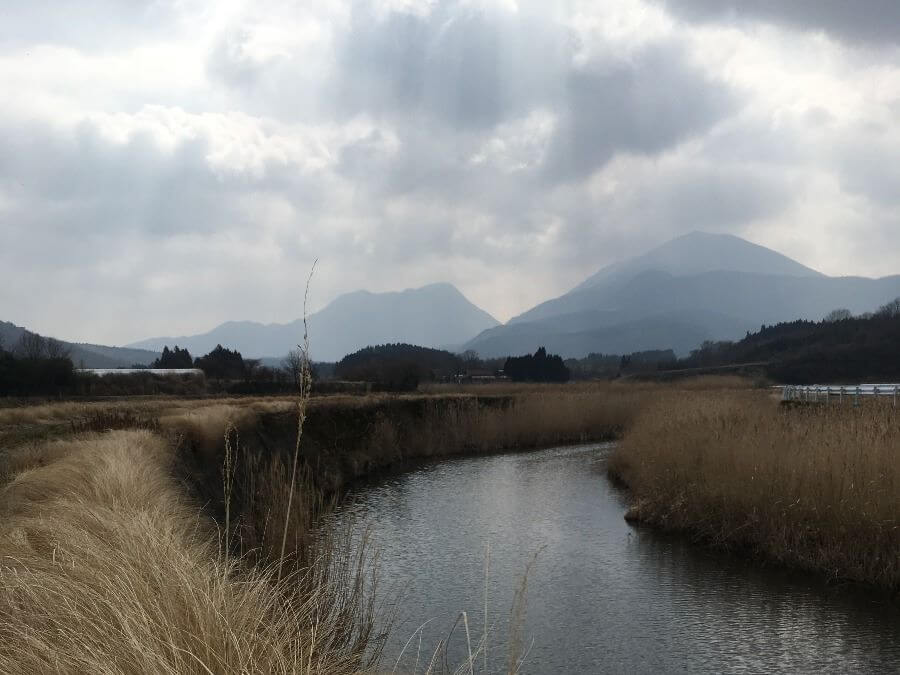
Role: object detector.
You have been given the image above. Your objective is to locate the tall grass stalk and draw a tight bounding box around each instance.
[278,258,317,584]
[222,423,238,561]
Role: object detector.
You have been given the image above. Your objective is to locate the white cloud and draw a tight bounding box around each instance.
[1,0,899,343]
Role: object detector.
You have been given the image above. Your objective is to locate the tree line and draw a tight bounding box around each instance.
[335,343,462,391]
[0,332,77,396]
[503,347,570,382]
[334,344,576,389]
[0,333,312,396]
[675,297,900,383]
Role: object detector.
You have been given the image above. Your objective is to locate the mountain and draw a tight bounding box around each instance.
[0,320,160,368]
[464,232,900,358]
[128,283,500,362]
[467,309,754,359]
[512,231,823,325]
[570,230,822,294]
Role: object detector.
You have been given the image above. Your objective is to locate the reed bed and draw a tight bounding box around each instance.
[609,392,900,590]
[415,389,643,454]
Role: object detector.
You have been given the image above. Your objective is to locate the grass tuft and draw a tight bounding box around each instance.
[0,430,376,673]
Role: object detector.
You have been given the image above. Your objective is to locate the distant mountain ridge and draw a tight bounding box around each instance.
[0,320,160,368]
[13,232,900,365]
[464,232,900,358]
[128,282,500,362]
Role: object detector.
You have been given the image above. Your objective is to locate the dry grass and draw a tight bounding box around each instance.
[420,375,757,396]
[0,430,380,674]
[0,396,297,428]
[421,389,642,452]
[0,376,755,438]
[610,392,900,589]
[0,376,770,673]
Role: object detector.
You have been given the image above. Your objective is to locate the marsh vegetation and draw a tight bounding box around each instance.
[1,376,898,673]
[610,390,900,590]
[0,382,646,673]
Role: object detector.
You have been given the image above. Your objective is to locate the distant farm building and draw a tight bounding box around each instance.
[77,368,205,377]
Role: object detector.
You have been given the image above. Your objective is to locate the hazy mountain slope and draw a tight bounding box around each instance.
[72,343,161,368]
[466,309,755,358]
[467,271,900,358]
[128,283,500,361]
[514,231,823,325]
[608,270,900,325]
[464,233,900,359]
[0,321,26,350]
[1,321,160,368]
[573,230,822,291]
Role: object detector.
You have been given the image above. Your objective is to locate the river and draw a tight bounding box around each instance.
[334,443,900,673]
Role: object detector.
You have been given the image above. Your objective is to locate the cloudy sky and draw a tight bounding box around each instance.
[3,0,899,344]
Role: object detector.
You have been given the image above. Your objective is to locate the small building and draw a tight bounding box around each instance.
[77,368,205,377]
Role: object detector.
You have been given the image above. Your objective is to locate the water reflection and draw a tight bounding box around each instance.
[335,444,900,673]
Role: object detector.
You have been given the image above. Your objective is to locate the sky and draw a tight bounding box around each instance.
[2,0,900,345]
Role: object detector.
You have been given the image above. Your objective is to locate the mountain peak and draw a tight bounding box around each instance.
[127,282,499,360]
[573,231,822,294]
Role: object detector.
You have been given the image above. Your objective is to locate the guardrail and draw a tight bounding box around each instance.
[782,384,900,406]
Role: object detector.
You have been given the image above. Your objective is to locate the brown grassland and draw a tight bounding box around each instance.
[2,375,896,672]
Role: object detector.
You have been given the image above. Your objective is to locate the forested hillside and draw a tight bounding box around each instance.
[679,300,900,383]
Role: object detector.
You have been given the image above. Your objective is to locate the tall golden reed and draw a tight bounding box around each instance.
[610,391,900,589]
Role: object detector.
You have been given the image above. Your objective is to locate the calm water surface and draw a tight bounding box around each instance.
[335,444,900,673]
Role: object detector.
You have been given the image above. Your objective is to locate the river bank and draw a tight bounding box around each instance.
[0,385,650,672]
[8,378,892,672]
[173,389,640,566]
[608,390,900,593]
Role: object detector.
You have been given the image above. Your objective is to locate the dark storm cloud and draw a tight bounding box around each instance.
[654,0,900,46]
[206,1,573,128]
[336,4,569,129]
[208,3,740,193]
[6,0,898,342]
[0,120,229,240]
[542,44,736,182]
